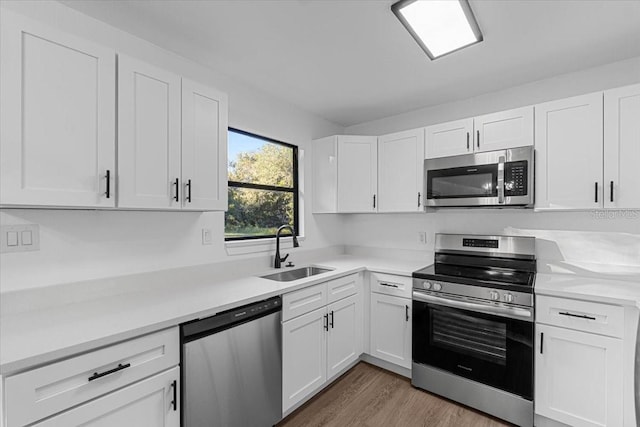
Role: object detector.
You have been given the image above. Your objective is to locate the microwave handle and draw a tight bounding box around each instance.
[497,156,505,204]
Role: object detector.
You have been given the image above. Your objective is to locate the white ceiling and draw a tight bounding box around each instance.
[60,0,640,127]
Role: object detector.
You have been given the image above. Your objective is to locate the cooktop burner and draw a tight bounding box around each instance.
[412,233,537,295]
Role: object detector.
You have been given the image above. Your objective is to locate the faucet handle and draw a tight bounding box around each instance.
[286,261,294,268]
[280,253,290,263]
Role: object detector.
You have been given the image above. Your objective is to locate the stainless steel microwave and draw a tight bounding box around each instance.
[424,146,534,208]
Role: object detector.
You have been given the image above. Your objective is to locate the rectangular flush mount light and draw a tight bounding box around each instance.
[392,0,483,60]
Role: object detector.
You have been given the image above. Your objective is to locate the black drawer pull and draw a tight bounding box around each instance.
[171,380,177,411]
[105,170,111,199]
[88,363,131,382]
[610,181,614,203]
[559,311,596,320]
[380,282,399,288]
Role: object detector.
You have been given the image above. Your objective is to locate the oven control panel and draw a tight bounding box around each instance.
[415,279,533,307]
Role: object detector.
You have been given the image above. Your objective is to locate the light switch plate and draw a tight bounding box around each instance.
[202,228,213,245]
[1,224,40,253]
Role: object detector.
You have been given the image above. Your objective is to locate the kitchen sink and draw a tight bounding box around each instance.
[260,266,334,282]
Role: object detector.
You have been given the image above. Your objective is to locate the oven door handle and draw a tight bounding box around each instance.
[412,291,533,322]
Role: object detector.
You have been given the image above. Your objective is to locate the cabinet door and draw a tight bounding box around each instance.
[33,367,179,427]
[370,293,411,369]
[535,324,623,427]
[327,295,360,379]
[474,106,533,152]
[311,136,338,213]
[118,55,181,209]
[181,78,228,211]
[337,136,378,212]
[282,307,327,413]
[535,93,603,210]
[0,11,115,207]
[378,128,425,212]
[604,83,640,209]
[425,118,473,159]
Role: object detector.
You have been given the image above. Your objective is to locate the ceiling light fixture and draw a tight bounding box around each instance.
[392,0,483,60]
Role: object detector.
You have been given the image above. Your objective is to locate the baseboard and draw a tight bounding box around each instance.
[360,354,411,379]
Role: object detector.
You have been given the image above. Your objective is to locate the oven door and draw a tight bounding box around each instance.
[412,291,533,400]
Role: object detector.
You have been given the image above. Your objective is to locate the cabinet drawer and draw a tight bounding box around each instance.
[327,274,359,304]
[282,283,328,321]
[536,295,624,338]
[370,272,412,299]
[5,327,179,427]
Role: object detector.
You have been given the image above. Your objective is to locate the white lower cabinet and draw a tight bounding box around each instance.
[3,327,180,427]
[369,292,412,369]
[282,275,362,414]
[33,367,179,427]
[282,307,328,412]
[535,296,624,427]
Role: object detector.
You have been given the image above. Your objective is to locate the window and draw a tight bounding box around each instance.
[225,128,298,240]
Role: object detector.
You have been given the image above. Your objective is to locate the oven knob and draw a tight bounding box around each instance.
[433,283,442,291]
[422,281,432,290]
[489,291,500,301]
[503,293,514,303]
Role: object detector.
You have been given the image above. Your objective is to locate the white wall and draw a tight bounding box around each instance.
[343,58,640,273]
[346,56,640,135]
[0,1,344,292]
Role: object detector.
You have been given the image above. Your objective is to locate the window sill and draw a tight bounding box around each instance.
[225,236,306,256]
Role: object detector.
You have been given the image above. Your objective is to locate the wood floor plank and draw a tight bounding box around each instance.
[278,363,513,427]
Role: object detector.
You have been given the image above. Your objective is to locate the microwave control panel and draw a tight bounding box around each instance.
[504,161,528,196]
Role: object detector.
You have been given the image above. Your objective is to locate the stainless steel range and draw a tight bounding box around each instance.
[411,234,536,427]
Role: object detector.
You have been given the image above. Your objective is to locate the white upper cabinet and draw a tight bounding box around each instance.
[425,118,473,159]
[312,136,338,213]
[378,128,425,212]
[604,83,640,209]
[181,78,228,211]
[0,11,116,208]
[535,93,604,210]
[337,136,378,213]
[474,106,533,152]
[118,55,182,210]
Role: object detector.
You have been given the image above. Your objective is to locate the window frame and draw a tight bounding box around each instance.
[225,127,299,241]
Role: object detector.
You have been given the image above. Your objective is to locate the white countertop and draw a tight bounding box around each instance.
[535,273,640,308]
[2,253,639,376]
[0,255,426,375]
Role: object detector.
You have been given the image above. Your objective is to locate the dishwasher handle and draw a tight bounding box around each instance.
[181,296,282,343]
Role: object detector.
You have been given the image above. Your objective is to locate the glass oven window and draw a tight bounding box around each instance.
[432,308,507,365]
[427,164,497,199]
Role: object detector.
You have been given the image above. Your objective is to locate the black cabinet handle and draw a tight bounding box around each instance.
[171,380,177,411]
[324,313,328,331]
[373,194,376,209]
[466,132,470,150]
[405,305,409,322]
[174,178,179,202]
[88,363,130,382]
[559,311,596,321]
[186,179,192,203]
[105,170,111,199]
[417,192,421,208]
[476,130,480,148]
[380,282,398,288]
[330,310,334,329]
[610,181,614,203]
[594,182,598,203]
[540,332,544,354]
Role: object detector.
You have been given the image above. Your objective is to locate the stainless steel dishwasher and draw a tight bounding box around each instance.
[181,296,282,427]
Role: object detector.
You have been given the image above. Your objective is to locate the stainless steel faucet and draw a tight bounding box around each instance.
[274,224,299,268]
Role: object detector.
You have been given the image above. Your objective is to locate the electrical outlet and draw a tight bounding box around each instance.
[418,231,427,245]
[202,228,213,245]
[1,224,40,253]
